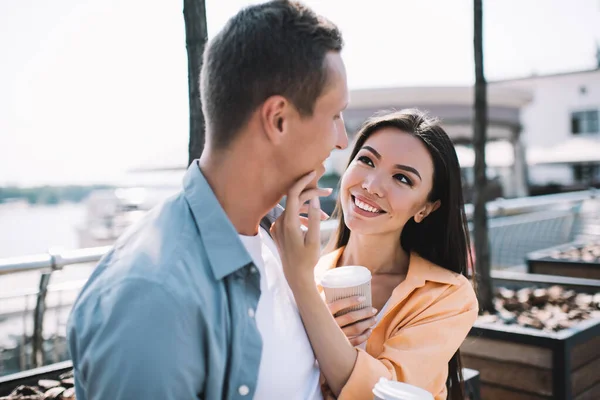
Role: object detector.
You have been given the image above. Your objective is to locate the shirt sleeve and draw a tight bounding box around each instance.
[67,278,205,400]
[338,281,478,400]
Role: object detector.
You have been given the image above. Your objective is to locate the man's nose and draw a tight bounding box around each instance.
[335,119,348,150]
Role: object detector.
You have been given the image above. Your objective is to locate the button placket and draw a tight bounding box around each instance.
[238,385,250,396]
[226,264,261,399]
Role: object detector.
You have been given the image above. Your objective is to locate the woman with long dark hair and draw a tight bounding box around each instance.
[272,109,478,400]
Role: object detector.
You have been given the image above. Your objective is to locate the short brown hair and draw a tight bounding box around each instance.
[200,0,343,149]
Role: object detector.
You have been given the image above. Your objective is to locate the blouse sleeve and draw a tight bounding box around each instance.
[337,281,478,400]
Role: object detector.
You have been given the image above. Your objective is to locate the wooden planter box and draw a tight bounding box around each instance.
[527,241,600,280]
[0,360,72,396]
[461,271,600,400]
[0,361,481,399]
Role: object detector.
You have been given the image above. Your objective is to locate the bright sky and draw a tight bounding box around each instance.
[1,0,599,186]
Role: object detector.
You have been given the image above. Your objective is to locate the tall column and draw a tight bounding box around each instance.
[512,125,529,198]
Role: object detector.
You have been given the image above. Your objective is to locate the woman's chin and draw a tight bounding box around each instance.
[343,211,398,237]
[344,216,377,234]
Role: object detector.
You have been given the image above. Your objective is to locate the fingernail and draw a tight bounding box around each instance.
[357,296,366,302]
[310,197,320,209]
[372,308,378,314]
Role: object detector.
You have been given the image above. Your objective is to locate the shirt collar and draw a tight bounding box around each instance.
[315,246,462,288]
[183,161,253,280]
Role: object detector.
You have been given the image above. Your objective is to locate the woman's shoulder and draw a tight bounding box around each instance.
[410,253,465,284]
[409,253,477,306]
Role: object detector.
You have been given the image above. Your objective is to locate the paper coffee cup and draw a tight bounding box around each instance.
[372,378,434,400]
[320,266,372,317]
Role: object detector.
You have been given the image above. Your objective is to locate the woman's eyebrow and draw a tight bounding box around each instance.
[361,146,422,181]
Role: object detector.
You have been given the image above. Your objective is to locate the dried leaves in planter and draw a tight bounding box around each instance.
[548,242,600,263]
[478,285,600,332]
[0,370,76,400]
[0,385,43,400]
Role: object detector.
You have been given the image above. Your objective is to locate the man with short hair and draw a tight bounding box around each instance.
[67,1,349,399]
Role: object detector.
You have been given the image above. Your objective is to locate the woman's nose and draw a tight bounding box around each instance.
[361,174,385,197]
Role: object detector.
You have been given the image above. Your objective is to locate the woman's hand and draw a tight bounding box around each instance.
[272,172,363,395]
[271,171,332,287]
[328,296,378,346]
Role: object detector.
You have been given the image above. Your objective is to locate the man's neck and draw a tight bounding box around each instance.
[199,143,285,236]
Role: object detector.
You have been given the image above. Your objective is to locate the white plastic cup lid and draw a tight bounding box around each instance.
[320,265,371,288]
[372,378,434,400]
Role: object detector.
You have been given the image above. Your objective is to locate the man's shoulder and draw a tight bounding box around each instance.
[73,193,215,311]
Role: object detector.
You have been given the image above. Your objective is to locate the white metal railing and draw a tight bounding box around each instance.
[0,247,110,373]
[0,246,111,277]
[464,188,598,219]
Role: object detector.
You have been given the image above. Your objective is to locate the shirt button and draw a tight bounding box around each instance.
[248,308,255,318]
[238,385,250,396]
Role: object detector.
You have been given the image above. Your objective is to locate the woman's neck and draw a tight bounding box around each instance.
[340,232,409,276]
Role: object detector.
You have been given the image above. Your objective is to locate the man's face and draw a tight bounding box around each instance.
[281,52,349,189]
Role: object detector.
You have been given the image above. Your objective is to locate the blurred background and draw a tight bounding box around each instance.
[2,0,600,257]
[1,0,600,384]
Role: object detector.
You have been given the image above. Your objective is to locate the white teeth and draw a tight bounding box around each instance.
[354,197,380,213]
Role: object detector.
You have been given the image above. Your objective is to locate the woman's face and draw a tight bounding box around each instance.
[340,127,438,236]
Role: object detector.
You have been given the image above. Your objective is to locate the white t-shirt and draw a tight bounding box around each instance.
[238,228,323,400]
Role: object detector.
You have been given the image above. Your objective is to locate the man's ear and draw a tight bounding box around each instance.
[414,200,441,223]
[260,95,289,145]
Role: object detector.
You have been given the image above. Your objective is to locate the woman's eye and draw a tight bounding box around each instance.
[394,174,412,185]
[357,155,374,167]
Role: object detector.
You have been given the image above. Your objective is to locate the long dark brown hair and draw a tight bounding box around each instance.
[329,109,474,400]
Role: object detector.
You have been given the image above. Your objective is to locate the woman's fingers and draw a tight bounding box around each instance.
[305,197,321,246]
[299,216,309,228]
[299,204,330,220]
[327,296,364,315]
[284,171,317,221]
[327,296,373,316]
[334,307,378,328]
[298,187,333,207]
[348,328,373,347]
[341,317,377,338]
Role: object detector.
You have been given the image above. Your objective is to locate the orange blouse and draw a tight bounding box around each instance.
[315,247,478,400]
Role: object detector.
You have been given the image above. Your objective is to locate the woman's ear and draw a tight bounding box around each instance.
[414,200,441,223]
[260,95,288,145]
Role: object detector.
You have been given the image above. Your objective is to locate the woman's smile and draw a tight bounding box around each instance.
[350,194,387,218]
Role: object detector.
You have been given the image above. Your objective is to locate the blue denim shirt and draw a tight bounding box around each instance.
[67,162,269,399]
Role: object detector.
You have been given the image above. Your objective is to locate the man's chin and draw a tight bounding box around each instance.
[291,165,325,191]
[307,166,327,189]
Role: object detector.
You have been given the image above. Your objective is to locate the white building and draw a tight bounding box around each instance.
[492,67,600,187]
[330,67,600,200]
